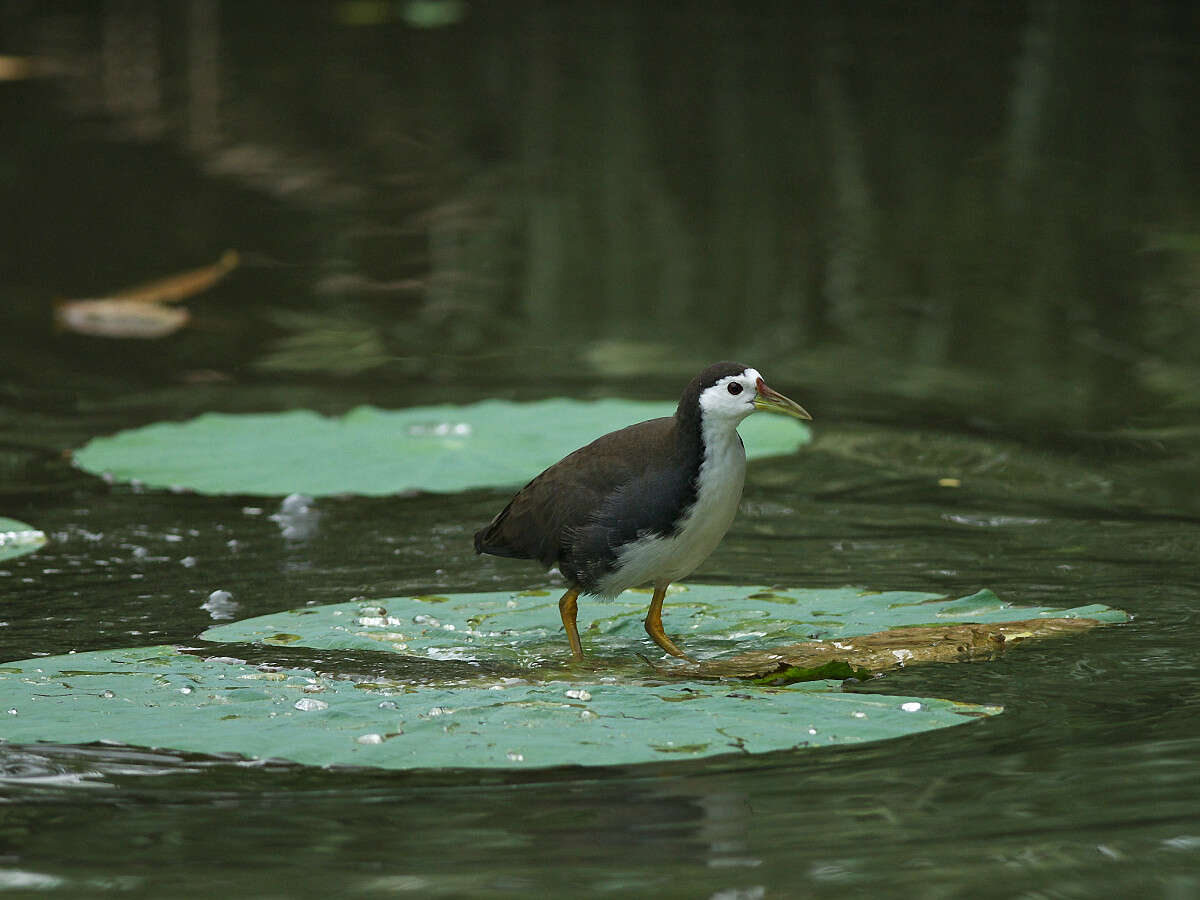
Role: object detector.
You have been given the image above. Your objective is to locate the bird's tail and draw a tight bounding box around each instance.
[473,503,525,558]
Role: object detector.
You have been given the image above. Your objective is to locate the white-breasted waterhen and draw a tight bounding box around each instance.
[474,362,811,660]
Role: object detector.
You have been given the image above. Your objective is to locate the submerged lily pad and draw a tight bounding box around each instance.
[0,516,47,562]
[200,584,1128,666]
[72,401,811,496]
[0,645,997,770]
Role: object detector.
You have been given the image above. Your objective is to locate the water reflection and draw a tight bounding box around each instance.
[3,726,1198,896]
[3,2,1198,434]
[268,492,321,542]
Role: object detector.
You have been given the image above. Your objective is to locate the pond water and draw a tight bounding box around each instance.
[2,2,1200,896]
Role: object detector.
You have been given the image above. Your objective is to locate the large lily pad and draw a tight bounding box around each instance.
[0,645,997,770]
[0,586,1126,770]
[0,516,47,563]
[200,584,1128,668]
[72,401,811,496]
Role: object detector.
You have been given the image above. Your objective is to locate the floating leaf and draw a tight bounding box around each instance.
[695,618,1118,681]
[200,585,1128,667]
[92,250,239,306]
[0,645,998,770]
[0,516,47,563]
[53,250,237,339]
[53,299,190,339]
[73,401,812,496]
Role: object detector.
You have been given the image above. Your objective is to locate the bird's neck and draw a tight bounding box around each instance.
[676,408,745,478]
[698,415,746,473]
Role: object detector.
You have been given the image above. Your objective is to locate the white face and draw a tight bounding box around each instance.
[698,367,762,424]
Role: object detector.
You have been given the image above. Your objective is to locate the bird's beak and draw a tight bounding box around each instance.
[752,377,812,421]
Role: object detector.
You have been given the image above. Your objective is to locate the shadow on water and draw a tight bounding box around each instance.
[1,0,1200,896]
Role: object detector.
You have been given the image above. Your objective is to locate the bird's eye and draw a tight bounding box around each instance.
[727,382,743,396]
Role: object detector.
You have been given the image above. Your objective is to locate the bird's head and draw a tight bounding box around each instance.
[694,362,812,426]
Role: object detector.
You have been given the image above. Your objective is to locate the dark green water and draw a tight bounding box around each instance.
[3,2,1200,896]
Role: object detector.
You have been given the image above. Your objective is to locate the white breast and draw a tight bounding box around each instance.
[595,419,747,597]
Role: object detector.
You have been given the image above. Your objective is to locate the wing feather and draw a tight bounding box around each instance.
[474,417,697,590]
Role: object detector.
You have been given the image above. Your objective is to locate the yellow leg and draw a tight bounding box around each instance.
[558,587,583,661]
[644,583,694,661]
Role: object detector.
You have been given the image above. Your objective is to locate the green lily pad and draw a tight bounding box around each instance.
[0,516,47,563]
[200,584,1128,664]
[0,645,997,770]
[72,400,811,496]
[0,586,1126,770]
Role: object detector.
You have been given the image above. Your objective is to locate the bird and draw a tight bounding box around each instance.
[474,361,811,661]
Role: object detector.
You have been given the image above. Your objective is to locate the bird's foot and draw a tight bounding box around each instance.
[558,587,584,660]
[644,625,697,664]
[644,583,697,662]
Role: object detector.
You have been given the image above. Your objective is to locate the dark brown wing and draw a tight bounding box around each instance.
[473,417,690,581]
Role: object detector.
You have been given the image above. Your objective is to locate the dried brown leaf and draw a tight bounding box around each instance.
[677,618,1108,681]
